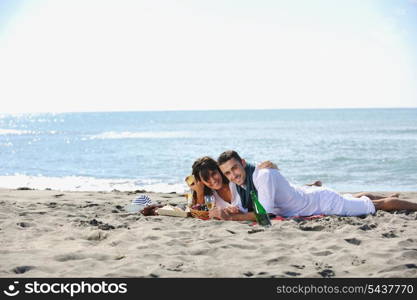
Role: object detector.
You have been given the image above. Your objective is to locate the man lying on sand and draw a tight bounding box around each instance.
[191,150,417,221]
[191,157,325,221]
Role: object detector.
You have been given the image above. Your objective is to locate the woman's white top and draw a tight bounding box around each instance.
[212,182,247,213]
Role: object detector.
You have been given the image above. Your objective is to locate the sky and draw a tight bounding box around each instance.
[0,0,416,113]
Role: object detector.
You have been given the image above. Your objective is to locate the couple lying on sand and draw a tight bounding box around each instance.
[189,150,417,221]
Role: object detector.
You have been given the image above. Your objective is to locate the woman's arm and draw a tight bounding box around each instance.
[209,207,256,221]
[192,180,206,205]
[228,212,256,221]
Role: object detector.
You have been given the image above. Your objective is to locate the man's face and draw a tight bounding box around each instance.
[219,158,247,186]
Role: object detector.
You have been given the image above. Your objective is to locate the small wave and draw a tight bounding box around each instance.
[88,131,191,140]
[0,129,35,135]
[0,175,187,193]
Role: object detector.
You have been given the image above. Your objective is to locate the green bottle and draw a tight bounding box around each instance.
[250,191,271,227]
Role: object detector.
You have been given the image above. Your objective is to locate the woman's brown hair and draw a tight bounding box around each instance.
[191,156,229,196]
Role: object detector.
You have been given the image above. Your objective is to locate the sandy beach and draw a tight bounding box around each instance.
[1,188,416,278]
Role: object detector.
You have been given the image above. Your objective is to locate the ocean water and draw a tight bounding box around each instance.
[0,109,416,192]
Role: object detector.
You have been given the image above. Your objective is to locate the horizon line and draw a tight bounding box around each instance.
[1,106,417,115]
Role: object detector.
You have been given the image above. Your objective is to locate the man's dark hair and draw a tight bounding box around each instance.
[217,150,243,166]
[192,157,229,195]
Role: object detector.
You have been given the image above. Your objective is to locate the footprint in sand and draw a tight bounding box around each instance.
[401,251,417,260]
[164,240,188,247]
[345,238,361,245]
[13,266,34,274]
[351,256,366,266]
[398,238,417,247]
[379,264,417,273]
[229,243,257,250]
[291,264,305,269]
[206,238,223,244]
[299,224,325,231]
[312,251,333,256]
[318,269,335,278]
[266,256,290,265]
[382,231,398,238]
[17,222,31,228]
[54,253,86,262]
[326,245,342,251]
[83,203,100,208]
[359,224,377,231]
[163,230,190,238]
[285,271,301,277]
[143,235,160,241]
[188,248,213,256]
[143,254,163,260]
[248,228,265,234]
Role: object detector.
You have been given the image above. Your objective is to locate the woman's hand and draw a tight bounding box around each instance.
[209,207,231,220]
[209,207,252,221]
[305,180,322,187]
[223,206,240,215]
[209,207,224,220]
[257,160,278,170]
[190,179,205,193]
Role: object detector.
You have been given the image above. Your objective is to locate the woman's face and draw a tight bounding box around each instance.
[200,169,223,190]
